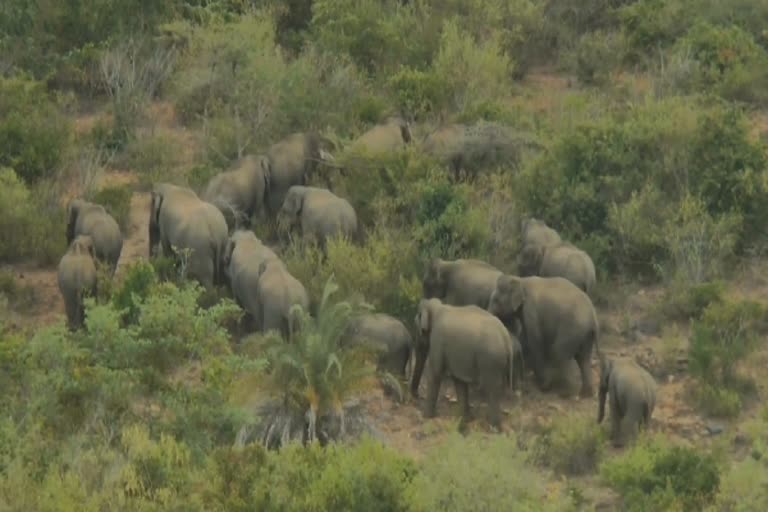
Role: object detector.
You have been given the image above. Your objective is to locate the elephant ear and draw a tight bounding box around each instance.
[417,301,431,334]
[499,275,525,312]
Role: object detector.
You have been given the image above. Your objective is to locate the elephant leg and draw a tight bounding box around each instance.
[453,378,472,428]
[423,365,442,419]
[574,340,595,398]
[609,394,623,447]
[529,346,551,392]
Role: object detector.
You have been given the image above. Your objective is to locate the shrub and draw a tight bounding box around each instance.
[88,183,134,232]
[387,67,446,121]
[258,276,378,446]
[532,413,605,476]
[0,168,66,264]
[406,432,573,511]
[659,280,724,321]
[0,77,73,184]
[567,30,625,86]
[111,261,159,324]
[601,435,721,511]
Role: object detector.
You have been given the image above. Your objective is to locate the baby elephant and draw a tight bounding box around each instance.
[279,186,358,247]
[66,198,123,275]
[598,355,657,447]
[413,298,517,431]
[518,242,596,295]
[57,235,98,331]
[342,313,413,378]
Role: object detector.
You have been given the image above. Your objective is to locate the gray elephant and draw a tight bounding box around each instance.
[422,121,537,180]
[520,217,562,249]
[265,132,337,217]
[57,235,98,331]
[518,242,597,295]
[255,258,309,340]
[342,313,413,378]
[279,186,358,246]
[149,183,229,290]
[222,230,280,332]
[598,355,657,447]
[66,198,123,275]
[487,275,599,398]
[412,298,517,430]
[202,154,270,231]
[348,116,412,156]
[422,258,502,308]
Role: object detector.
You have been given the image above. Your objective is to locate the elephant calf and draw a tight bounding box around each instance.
[598,355,657,447]
[256,258,309,340]
[57,235,98,331]
[202,154,270,231]
[66,198,123,275]
[342,313,413,378]
[518,242,596,295]
[422,257,502,309]
[280,186,358,247]
[413,298,518,431]
[348,116,412,157]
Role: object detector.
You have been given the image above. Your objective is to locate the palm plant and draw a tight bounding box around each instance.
[258,275,379,447]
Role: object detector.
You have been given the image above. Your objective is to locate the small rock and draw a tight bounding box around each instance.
[634,317,661,336]
[706,423,725,436]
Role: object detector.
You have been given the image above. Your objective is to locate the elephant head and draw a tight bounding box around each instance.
[597,354,613,424]
[279,186,306,228]
[66,198,87,245]
[410,298,441,397]
[517,244,545,277]
[487,275,525,326]
[71,234,96,259]
[422,258,448,299]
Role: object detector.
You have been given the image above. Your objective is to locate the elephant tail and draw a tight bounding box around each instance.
[591,306,601,359]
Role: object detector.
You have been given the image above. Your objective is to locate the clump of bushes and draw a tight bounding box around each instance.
[601,435,721,511]
[532,413,605,476]
[89,184,134,232]
[688,298,767,416]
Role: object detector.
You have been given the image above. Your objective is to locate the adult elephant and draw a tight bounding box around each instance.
[348,116,412,156]
[222,230,280,332]
[518,242,597,295]
[202,154,270,231]
[520,217,561,249]
[265,132,337,218]
[149,183,228,290]
[342,313,413,378]
[412,298,518,430]
[57,235,98,331]
[279,186,358,246]
[598,355,657,447]
[487,275,599,398]
[66,198,123,275]
[422,121,536,180]
[255,258,310,340]
[422,258,503,308]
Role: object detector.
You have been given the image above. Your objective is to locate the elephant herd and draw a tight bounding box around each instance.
[55,116,657,447]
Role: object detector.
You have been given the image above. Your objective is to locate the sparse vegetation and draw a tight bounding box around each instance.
[2,0,768,508]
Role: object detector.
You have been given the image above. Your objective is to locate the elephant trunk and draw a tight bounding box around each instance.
[410,345,428,399]
[597,388,607,423]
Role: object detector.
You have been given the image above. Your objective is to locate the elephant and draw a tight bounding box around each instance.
[279,186,358,246]
[264,132,337,218]
[202,154,270,231]
[341,313,413,378]
[520,217,562,249]
[598,355,657,447]
[66,198,123,275]
[421,121,537,180]
[518,242,597,295]
[348,116,412,157]
[57,235,98,331]
[255,258,310,340]
[422,258,503,309]
[149,183,229,290]
[412,298,518,430]
[222,230,280,333]
[487,274,599,398]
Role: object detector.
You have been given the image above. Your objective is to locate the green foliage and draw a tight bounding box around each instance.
[567,30,625,86]
[407,432,573,511]
[0,77,73,184]
[659,280,724,321]
[601,435,721,511]
[532,413,605,476]
[88,184,134,232]
[111,261,159,324]
[0,168,66,264]
[387,67,445,121]
[688,298,767,416]
[260,276,377,442]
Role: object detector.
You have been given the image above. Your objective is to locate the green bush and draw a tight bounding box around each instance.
[111,261,159,325]
[532,413,605,476]
[0,77,73,184]
[0,168,66,264]
[406,432,573,511]
[567,30,626,86]
[659,280,724,321]
[601,435,721,511]
[88,184,134,232]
